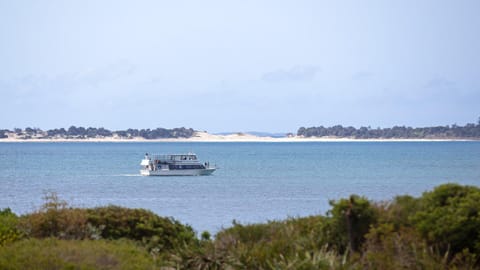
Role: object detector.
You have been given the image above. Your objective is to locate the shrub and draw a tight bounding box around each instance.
[17,192,197,253]
[325,195,378,253]
[361,223,479,269]
[86,205,197,252]
[361,224,442,269]
[176,216,342,270]
[412,183,480,255]
[18,192,91,240]
[375,195,420,229]
[0,208,24,246]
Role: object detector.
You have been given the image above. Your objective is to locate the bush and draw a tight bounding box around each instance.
[325,195,378,253]
[17,192,197,253]
[361,223,479,269]
[0,208,24,246]
[361,183,480,268]
[361,224,442,269]
[18,192,92,240]
[374,195,420,229]
[86,205,198,252]
[412,183,480,255]
[175,216,342,270]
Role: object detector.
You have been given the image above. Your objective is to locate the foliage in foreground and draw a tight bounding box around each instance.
[175,183,480,269]
[86,205,198,252]
[15,192,198,255]
[0,208,23,246]
[0,238,159,270]
[1,183,480,269]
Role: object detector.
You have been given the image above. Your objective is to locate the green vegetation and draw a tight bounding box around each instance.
[324,195,378,253]
[2,119,480,140]
[298,120,480,139]
[1,184,480,269]
[0,126,195,139]
[0,208,23,246]
[86,205,197,252]
[0,130,7,139]
[0,238,159,270]
[412,184,480,255]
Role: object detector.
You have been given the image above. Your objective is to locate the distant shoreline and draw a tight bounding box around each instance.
[0,132,477,143]
[3,123,479,142]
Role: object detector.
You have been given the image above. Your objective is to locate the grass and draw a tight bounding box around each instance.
[0,238,159,270]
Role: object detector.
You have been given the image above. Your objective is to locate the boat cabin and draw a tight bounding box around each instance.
[140,152,216,176]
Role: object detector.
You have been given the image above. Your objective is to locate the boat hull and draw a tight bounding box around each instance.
[140,168,216,176]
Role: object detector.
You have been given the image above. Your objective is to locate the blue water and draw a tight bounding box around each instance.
[1,142,479,234]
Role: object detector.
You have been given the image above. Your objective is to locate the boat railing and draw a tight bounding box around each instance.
[146,154,199,162]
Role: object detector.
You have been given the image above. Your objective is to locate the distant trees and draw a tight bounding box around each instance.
[131,127,194,139]
[0,130,8,139]
[47,128,67,137]
[2,120,480,140]
[298,121,480,139]
[0,126,196,139]
[67,126,86,137]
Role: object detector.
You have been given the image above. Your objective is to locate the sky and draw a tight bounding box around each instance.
[1,0,479,133]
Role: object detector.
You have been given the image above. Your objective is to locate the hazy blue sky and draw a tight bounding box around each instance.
[1,0,479,133]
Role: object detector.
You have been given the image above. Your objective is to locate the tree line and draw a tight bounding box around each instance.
[298,120,480,139]
[0,126,195,139]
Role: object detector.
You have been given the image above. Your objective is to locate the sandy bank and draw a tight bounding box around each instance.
[0,131,476,142]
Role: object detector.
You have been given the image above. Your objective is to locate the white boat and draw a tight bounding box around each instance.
[140,153,216,176]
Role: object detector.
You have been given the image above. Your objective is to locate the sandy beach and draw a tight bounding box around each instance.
[0,131,474,142]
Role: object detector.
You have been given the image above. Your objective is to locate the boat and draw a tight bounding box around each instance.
[140,153,217,176]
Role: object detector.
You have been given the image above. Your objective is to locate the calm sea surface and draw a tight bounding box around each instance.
[1,142,479,233]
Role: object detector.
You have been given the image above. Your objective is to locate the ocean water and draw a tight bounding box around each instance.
[1,141,479,233]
